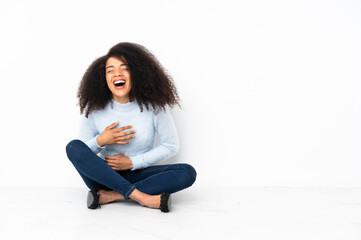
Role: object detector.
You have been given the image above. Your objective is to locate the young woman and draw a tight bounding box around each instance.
[65,42,196,212]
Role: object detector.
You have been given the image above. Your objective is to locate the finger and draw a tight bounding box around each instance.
[105,156,122,161]
[110,165,120,171]
[113,125,133,132]
[115,135,135,141]
[116,140,131,145]
[106,121,119,129]
[108,155,124,160]
[105,153,124,157]
[116,130,136,137]
[106,161,117,167]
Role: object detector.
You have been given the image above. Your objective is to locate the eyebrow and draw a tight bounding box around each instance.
[106,64,127,69]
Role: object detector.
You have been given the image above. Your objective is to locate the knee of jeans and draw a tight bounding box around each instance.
[179,163,197,187]
[65,139,84,161]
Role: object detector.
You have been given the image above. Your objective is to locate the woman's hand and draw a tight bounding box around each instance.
[96,121,136,147]
[105,154,133,171]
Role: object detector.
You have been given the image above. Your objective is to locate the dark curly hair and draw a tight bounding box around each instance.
[77,42,181,117]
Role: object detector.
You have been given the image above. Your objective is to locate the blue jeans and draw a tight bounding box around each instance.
[65,140,197,199]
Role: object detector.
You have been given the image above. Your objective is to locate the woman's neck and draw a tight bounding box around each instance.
[113,96,130,104]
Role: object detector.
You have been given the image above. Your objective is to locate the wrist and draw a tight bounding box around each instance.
[128,157,133,169]
[96,135,105,147]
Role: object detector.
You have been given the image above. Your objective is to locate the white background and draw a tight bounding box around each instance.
[0,0,360,188]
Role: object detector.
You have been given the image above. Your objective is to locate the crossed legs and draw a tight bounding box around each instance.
[66,140,196,209]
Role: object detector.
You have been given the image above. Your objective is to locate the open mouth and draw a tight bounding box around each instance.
[114,80,126,88]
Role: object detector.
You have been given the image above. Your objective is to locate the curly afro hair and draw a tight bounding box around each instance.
[77,42,181,117]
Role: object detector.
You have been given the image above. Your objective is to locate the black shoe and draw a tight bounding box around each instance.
[160,192,171,212]
[87,189,101,209]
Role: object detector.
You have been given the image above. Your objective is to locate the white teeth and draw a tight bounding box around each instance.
[114,80,125,84]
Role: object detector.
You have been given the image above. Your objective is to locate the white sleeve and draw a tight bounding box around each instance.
[130,108,179,170]
[78,113,104,154]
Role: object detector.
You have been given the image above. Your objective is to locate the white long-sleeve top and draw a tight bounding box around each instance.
[79,99,179,170]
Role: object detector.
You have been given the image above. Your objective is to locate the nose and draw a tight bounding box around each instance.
[114,71,123,77]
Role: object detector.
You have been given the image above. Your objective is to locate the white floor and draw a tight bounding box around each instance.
[1,187,360,240]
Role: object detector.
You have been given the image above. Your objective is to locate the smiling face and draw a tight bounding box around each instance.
[105,57,132,103]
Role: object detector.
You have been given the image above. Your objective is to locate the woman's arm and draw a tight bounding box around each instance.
[129,108,179,170]
[79,114,135,154]
[79,114,104,154]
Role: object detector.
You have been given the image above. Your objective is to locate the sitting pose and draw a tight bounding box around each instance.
[65,42,197,212]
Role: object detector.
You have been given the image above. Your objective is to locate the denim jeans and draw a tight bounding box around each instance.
[66,140,197,199]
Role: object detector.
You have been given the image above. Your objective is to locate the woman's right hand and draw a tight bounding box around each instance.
[96,121,136,147]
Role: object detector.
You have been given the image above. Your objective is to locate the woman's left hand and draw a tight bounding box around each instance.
[105,154,133,171]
